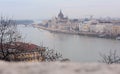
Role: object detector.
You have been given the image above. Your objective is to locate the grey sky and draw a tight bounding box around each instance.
[0,0,120,20]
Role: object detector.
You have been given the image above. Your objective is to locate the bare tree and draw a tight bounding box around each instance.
[39,47,63,62]
[0,17,21,61]
[99,50,120,64]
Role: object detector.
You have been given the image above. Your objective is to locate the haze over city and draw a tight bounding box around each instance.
[0,0,120,74]
[0,0,120,20]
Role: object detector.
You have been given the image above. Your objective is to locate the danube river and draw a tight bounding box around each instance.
[18,25,120,62]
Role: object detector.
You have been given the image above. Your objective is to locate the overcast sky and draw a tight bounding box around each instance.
[0,0,120,20]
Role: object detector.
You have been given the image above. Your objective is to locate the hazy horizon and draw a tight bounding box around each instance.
[0,0,120,20]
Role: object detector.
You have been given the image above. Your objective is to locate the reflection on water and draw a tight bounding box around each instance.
[18,25,120,62]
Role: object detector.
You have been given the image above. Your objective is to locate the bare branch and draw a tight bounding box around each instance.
[99,50,120,64]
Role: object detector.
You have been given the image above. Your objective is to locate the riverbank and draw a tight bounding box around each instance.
[34,25,118,40]
[34,25,98,36]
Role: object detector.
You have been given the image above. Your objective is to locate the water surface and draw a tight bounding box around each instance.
[18,25,120,62]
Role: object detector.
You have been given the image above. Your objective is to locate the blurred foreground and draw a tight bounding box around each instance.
[0,61,120,74]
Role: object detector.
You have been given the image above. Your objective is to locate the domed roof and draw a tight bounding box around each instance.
[58,10,64,19]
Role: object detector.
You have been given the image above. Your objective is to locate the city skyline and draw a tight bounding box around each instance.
[0,0,120,20]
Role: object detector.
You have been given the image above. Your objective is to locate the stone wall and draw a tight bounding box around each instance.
[0,61,120,74]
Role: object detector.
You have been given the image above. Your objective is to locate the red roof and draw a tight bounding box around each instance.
[0,42,40,50]
[14,42,39,50]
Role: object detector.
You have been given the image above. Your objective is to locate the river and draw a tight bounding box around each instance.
[18,25,120,62]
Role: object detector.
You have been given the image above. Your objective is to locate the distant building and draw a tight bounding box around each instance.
[58,10,64,19]
[57,10,68,23]
[42,10,80,31]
